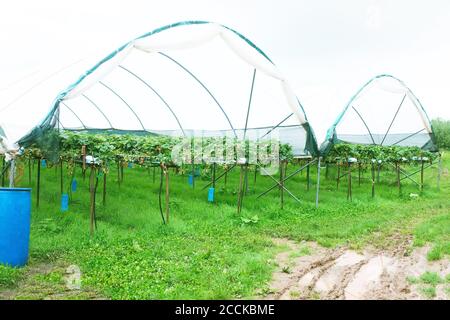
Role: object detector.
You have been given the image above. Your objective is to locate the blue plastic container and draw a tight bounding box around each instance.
[41,159,46,168]
[188,174,194,186]
[208,187,215,202]
[0,188,31,267]
[71,179,77,192]
[61,193,69,212]
[128,162,133,168]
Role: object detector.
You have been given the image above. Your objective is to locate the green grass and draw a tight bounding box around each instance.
[0,151,449,299]
[408,272,447,299]
[414,213,450,261]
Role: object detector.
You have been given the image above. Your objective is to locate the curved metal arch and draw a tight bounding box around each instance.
[98,81,146,131]
[60,101,87,129]
[158,52,237,138]
[351,106,376,145]
[327,74,433,141]
[117,65,186,136]
[81,94,114,129]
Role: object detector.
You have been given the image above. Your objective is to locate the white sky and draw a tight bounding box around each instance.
[0,0,449,142]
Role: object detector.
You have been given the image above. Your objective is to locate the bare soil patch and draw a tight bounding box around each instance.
[264,238,449,300]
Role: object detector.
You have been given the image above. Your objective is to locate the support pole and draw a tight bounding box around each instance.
[371,161,375,198]
[237,165,245,214]
[306,162,310,191]
[191,162,195,189]
[36,158,41,208]
[437,154,442,191]
[9,159,15,188]
[280,162,285,209]
[358,163,361,186]
[165,166,170,224]
[347,162,352,201]
[89,166,96,236]
[117,160,121,186]
[103,172,107,206]
[336,161,341,190]
[315,157,321,208]
[420,159,424,192]
[28,158,32,186]
[60,159,64,194]
[1,156,5,187]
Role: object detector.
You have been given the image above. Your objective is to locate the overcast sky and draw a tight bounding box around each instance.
[1,0,449,141]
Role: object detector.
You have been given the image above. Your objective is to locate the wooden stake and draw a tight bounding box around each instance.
[164,166,170,224]
[336,162,341,190]
[60,159,64,195]
[103,172,107,206]
[36,158,41,208]
[358,163,361,186]
[89,166,95,236]
[371,162,375,198]
[237,165,245,214]
[420,159,424,192]
[28,158,32,186]
[437,154,442,190]
[280,162,285,209]
[347,163,352,201]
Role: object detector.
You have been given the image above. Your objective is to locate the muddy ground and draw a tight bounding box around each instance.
[263,238,449,300]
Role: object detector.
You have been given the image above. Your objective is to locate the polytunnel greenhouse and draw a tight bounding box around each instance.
[9,21,318,158]
[320,74,438,155]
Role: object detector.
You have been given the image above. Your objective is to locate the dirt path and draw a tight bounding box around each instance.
[263,238,449,300]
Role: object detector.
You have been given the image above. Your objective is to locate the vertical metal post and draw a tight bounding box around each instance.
[315,157,321,209]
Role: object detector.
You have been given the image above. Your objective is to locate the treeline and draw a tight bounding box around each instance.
[432,118,450,150]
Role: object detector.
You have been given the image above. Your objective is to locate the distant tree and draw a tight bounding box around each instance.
[432,118,450,150]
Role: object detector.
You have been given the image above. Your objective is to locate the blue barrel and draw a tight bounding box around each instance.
[0,188,31,267]
[188,174,194,186]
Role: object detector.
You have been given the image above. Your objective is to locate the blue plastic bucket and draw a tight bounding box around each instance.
[0,188,31,267]
[71,179,77,192]
[61,193,69,212]
[208,187,215,202]
[188,174,194,186]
